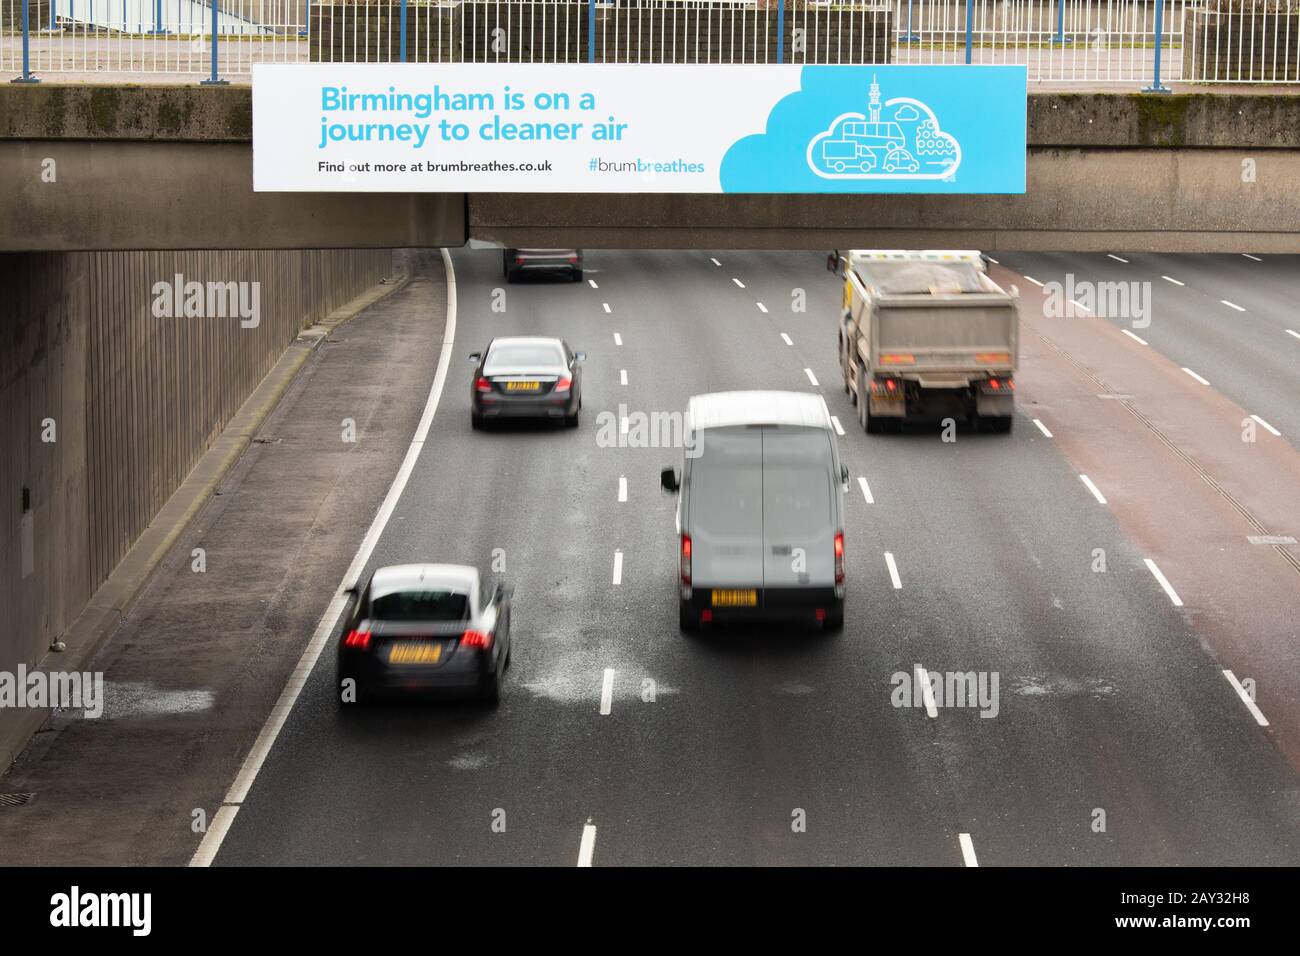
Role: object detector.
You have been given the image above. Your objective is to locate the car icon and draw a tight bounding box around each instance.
[883,148,920,174]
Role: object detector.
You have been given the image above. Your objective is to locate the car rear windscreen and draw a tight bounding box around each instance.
[371,589,469,622]
[485,344,566,371]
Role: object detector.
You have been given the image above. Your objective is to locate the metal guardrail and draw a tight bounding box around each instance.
[3,0,1299,84]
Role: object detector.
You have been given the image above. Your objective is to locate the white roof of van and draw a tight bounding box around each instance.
[687,391,832,431]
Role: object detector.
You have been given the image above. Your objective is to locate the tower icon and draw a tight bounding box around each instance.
[868,75,882,124]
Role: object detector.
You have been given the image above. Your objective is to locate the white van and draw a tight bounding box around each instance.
[660,391,849,632]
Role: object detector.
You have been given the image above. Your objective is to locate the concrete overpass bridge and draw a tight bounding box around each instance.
[3,84,1299,253]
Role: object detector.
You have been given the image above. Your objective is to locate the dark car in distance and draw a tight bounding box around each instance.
[470,336,584,429]
[337,564,512,705]
[503,248,583,282]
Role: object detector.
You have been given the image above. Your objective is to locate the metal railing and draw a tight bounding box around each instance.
[4,0,1299,84]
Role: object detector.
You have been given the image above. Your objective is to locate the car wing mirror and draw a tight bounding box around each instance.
[660,467,680,493]
[468,352,481,363]
[574,351,587,363]
[841,464,850,486]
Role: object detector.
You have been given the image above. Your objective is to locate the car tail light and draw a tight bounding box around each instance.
[461,629,493,650]
[568,256,579,263]
[680,534,692,586]
[701,609,713,623]
[343,629,371,650]
[555,376,572,392]
[815,608,826,622]
[834,531,845,586]
[475,377,492,393]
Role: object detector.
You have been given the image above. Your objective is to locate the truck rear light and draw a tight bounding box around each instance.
[834,531,845,586]
[871,378,901,396]
[879,353,915,365]
[975,352,1012,364]
[461,629,493,650]
[343,629,371,650]
[475,377,492,393]
[680,534,692,586]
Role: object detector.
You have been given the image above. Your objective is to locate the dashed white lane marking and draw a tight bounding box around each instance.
[959,833,979,867]
[781,333,793,346]
[588,279,599,289]
[613,332,622,346]
[620,414,629,435]
[1287,329,1300,340]
[857,477,874,504]
[618,475,627,502]
[985,256,999,265]
[1107,254,1129,263]
[1250,414,1281,436]
[830,416,845,436]
[602,302,612,314]
[1243,253,1262,262]
[1221,300,1246,312]
[1181,367,1210,386]
[1223,670,1270,727]
[914,665,938,718]
[612,550,623,585]
[1070,299,1091,314]
[1144,558,1184,607]
[619,369,628,386]
[710,257,722,267]
[1161,275,1185,286]
[1024,275,1044,287]
[1079,474,1108,505]
[578,822,598,867]
[190,247,461,867]
[732,277,746,289]
[884,552,902,590]
[757,302,768,313]
[1032,418,1053,438]
[600,668,615,716]
[1122,329,1149,346]
[804,368,819,386]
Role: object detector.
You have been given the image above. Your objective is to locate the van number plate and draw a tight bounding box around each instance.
[711,589,757,607]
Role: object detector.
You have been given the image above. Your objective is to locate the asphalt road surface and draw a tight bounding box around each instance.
[211,248,1300,867]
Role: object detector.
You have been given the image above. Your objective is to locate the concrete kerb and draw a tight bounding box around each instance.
[0,261,411,775]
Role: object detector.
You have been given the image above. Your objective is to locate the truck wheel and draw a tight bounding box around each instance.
[679,601,699,633]
[987,415,1013,434]
[865,406,884,434]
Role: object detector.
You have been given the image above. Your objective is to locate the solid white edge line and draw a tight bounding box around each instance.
[1221,300,1246,312]
[1223,669,1270,727]
[612,550,623,585]
[190,248,460,867]
[1181,367,1210,386]
[1250,414,1281,436]
[577,823,598,866]
[1121,329,1149,346]
[618,475,627,502]
[1144,558,1184,607]
[1079,474,1108,505]
[1107,254,1129,263]
[600,668,615,717]
[804,368,819,386]
[1024,276,1043,287]
[1162,275,1184,286]
[857,477,874,504]
[781,333,793,346]
[884,552,902,590]
[756,302,768,313]
[733,277,746,288]
[830,415,845,436]
[959,833,979,867]
[915,665,938,718]
[1032,418,1053,438]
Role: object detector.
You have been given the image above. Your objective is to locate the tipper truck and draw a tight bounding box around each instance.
[833,250,1020,434]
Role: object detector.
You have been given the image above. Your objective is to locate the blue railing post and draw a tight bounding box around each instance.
[1143,0,1171,92]
[587,0,596,63]
[1052,0,1069,44]
[902,0,919,43]
[148,0,164,34]
[776,0,784,63]
[201,0,228,85]
[399,0,408,62]
[12,0,39,83]
[300,0,310,38]
[48,0,55,30]
[964,0,973,64]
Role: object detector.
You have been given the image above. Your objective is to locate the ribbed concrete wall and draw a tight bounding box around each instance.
[0,248,388,686]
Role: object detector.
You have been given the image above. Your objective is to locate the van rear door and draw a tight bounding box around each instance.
[761,427,837,590]
[687,427,764,588]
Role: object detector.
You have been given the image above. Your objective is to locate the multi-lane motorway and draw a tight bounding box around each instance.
[203,248,1300,867]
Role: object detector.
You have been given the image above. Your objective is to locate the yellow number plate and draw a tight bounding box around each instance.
[711,589,757,607]
[388,642,442,665]
[505,381,541,392]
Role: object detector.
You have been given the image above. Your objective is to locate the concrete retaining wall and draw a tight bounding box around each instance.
[0,248,388,726]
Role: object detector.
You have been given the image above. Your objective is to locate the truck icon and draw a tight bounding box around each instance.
[821,139,878,174]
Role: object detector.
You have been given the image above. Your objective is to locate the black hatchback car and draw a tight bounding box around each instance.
[337,564,512,705]
[470,336,585,429]
[503,248,583,282]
